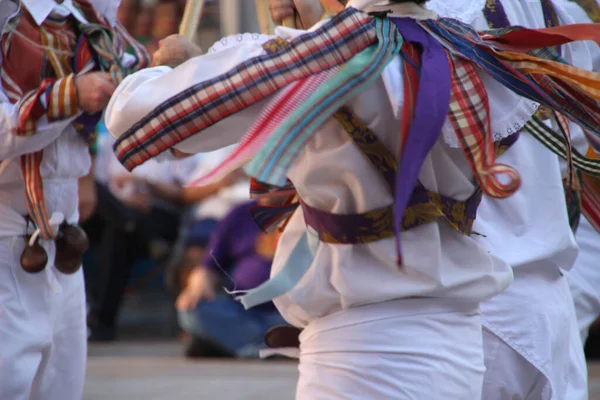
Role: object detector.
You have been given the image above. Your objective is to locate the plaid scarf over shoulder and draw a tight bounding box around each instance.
[114,8,600,264]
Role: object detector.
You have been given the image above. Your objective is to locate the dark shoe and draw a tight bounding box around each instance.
[264,325,302,349]
[185,336,234,359]
[88,324,117,342]
[87,311,117,342]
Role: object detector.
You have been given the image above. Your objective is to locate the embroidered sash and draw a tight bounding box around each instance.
[251,107,485,245]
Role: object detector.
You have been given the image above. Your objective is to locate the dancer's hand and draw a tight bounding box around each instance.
[268,0,328,28]
[151,34,203,68]
[268,0,295,24]
[176,267,218,311]
[75,72,116,113]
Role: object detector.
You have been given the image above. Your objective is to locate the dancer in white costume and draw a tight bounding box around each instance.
[461,1,592,398]
[106,0,600,397]
[0,1,148,398]
[554,0,600,346]
[270,0,593,398]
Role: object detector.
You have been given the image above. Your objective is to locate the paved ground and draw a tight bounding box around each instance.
[589,363,600,400]
[86,341,600,400]
[85,342,298,400]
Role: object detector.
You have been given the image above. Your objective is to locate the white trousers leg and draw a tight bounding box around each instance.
[296,300,485,399]
[0,236,87,400]
[481,328,552,399]
[481,265,588,400]
[566,215,600,344]
[565,304,589,400]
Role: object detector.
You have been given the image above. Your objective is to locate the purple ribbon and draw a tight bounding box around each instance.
[390,18,452,263]
[483,0,511,28]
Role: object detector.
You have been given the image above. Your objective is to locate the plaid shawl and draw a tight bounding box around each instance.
[114,7,600,264]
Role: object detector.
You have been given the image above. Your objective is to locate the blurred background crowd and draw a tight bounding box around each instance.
[81,0,286,360]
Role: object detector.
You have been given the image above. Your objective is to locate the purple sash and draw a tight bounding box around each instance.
[390,18,452,262]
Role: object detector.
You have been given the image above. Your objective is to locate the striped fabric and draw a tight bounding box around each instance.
[249,178,295,198]
[1,14,79,135]
[113,9,600,256]
[75,0,150,74]
[1,2,148,239]
[421,19,600,163]
[2,12,82,240]
[566,0,600,232]
[115,8,379,171]
[246,17,401,187]
[481,0,600,233]
[582,148,600,232]
[120,10,600,188]
[189,68,340,188]
[447,55,521,198]
[485,0,561,57]
[524,116,600,175]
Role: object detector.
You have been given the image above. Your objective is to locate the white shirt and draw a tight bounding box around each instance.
[467,0,594,272]
[557,0,600,344]
[105,2,528,327]
[427,1,596,395]
[19,0,120,26]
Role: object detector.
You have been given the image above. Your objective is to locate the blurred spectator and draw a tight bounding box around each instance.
[147,147,249,287]
[78,150,98,223]
[147,0,184,53]
[177,200,286,359]
[132,2,154,45]
[85,127,199,341]
[117,0,139,32]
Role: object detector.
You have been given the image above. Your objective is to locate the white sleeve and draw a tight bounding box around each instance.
[105,39,276,155]
[0,82,75,160]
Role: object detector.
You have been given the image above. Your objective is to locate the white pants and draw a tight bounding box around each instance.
[482,325,588,400]
[296,299,485,399]
[481,265,588,400]
[566,215,600,344]
[0,236,87,400]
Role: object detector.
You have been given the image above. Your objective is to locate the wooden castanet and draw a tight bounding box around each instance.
[20,236,48,273]
[54,224,89,274]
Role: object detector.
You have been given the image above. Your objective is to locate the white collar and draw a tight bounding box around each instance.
[20,0,119,26]
[21,0,56,25]
[87,0,120,26]
[21,0,89,25]
[426,0,486,24]
[345,0,438,19]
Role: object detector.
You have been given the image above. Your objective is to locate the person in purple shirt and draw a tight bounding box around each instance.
[176,200,286,358]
